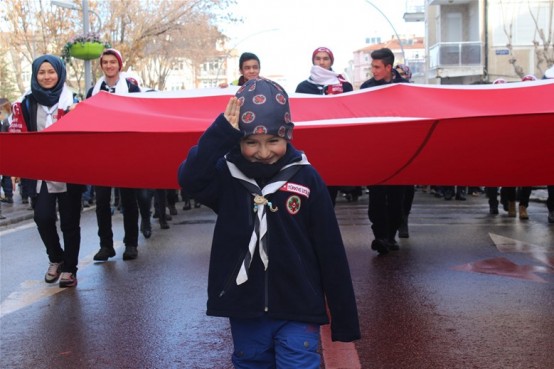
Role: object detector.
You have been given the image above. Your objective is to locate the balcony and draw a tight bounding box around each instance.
[429,41,482,66]
[403,1,424,22]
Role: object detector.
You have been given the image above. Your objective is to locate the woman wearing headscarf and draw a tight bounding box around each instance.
[10,54,83,287]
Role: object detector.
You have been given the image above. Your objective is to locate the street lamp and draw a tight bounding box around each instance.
[215,28,279,85]
[52,0,102,92]
[365,0,406,62]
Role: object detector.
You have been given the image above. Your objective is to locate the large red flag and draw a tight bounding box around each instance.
[1,81,553,188]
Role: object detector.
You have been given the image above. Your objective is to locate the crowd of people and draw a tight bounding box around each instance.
[1,45,552,368]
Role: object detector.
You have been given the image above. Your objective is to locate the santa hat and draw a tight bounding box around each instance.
[100,48,123,71]
[521,74,537,82]
[312,47,334,65]
[235,78,294,140]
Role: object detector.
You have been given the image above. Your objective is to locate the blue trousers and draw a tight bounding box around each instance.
[229,316,320,369]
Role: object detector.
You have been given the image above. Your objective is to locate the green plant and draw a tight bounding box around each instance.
[61,32,111,62]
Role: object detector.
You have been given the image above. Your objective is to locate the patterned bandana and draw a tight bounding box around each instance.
[235,78,294,140]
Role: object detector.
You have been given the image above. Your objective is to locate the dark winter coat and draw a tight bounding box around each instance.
[178,115,360,342]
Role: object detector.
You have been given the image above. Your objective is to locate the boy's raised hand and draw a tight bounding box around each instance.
[224,97,240,130]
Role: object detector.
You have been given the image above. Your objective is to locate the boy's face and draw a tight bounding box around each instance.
[101,54,120,79]
[313,52,332,70]
[240,59,260,82]
[240,134,287,164]
[371,59,393,82]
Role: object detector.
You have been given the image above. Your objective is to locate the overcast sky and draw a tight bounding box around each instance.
[220,0,425,90]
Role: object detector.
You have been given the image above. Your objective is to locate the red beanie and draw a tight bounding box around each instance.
[312,47,334,65]
[100,48,123,71]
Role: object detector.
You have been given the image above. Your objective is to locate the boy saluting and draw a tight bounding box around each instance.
[178,78,360,368]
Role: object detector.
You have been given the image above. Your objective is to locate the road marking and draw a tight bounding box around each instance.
[489,233,553,267]
[452,234,553,283]
[0,243,123,319]
[320,323,361,369]
[0,221,36,236]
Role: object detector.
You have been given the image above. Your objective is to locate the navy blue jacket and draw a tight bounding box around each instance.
[178,115,360,342]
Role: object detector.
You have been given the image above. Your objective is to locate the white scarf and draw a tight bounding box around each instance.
[39,84,74,128]
[91,72,131,95]
[308,65,341,85]
[36,84,75,193]
[226,154,310,285]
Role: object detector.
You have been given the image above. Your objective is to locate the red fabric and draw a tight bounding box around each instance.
[1,82,553,188]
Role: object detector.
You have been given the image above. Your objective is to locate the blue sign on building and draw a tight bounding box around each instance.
[496,49,510,55]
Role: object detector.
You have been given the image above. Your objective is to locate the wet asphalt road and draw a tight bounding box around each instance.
[0,190,552,369]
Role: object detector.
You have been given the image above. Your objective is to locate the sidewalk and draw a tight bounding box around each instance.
[0,192,34,227]
[0,187,548,228]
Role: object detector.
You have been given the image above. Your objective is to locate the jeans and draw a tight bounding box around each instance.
[33,182,83,273]
[230,316,320,369]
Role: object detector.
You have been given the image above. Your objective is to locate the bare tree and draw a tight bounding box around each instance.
[1,0,79,94]
[1,0,235,94]
[501,0,554,78]
[529,0,554,73]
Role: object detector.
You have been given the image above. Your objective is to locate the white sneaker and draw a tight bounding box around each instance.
[45,262,62,283]
[59,272,77,288]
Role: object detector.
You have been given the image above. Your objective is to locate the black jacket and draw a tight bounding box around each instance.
[296,79,353,95]
[178,115,360,342]
[360,68,408,89]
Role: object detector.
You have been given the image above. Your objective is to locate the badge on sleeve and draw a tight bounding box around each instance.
[286,195,301,215]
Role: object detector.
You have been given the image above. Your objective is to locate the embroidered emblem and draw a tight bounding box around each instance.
[280,183,310,198]
[275,93,287,105]
[253,125,267,135]
[284,111,291,123]
[237,96,245,106]
[287,195,301,215]
[278,126,286,137]
[242,111,255,124]
[248,81,257,91]
[253,94,266,104]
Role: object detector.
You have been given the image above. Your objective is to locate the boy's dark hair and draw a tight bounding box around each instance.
[370,48,395,67]
[239,52,260,70]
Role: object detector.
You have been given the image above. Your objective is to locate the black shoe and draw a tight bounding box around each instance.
[398,221,409,238]
[455,194,466,201]
[182,201,191,211]
[22,198,29,204]
[159,218,170,229]
[0,196,13,204]
[140,219,152,239]
[387,239,400,251]
[93,247,116,261]
[371,239,389,255]
[123,246,138,260]
[489,205,499,215]
[168,204,178,216]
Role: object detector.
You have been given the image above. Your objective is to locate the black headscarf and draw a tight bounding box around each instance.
[30,54,67,107]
